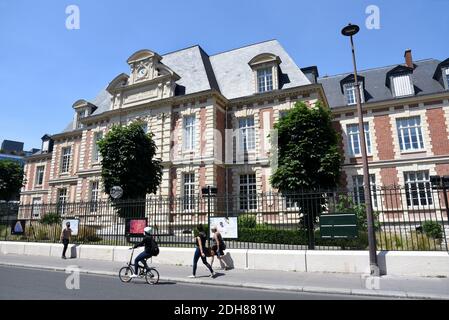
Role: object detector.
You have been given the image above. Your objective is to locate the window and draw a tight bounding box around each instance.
[35,166,45,186]
[344,83,364,105]
[141,122,148,134]
[77,110,87,129]
[61,147,72,173]
[257,68,273,93]
[92,132,103,162]
[57,188,68,215]
[239,117,255,152]
[352,175,377,207]
[239,174,257,210]
[445,68,449,90]
[396,117,424,151]
[347,123,371,156]
[90,181,99,213]
[404,171,432,206]
[31,198,42,219]
[392,74,414,97]
[183,173,195,210]
[183,115,196,151]
[279,110,288,120]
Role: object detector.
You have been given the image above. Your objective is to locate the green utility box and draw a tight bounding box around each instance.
[319,213,358,239]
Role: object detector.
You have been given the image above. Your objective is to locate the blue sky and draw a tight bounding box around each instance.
[0,0,448,150]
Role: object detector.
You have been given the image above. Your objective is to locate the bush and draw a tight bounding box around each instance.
[377,231,438,251]
[40,213,61,225]
[76,226,102,242]
[238,214,257,229]
[422,221,443,240]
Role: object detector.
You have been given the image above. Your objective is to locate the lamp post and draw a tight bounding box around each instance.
[341,23,380,276]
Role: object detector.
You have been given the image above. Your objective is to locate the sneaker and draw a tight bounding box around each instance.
[61,256,66,259]
[188,275,196,278]
[129,274,138,279]
[209,271,216,278]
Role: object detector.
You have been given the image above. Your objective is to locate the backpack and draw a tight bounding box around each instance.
[151,237,160,256]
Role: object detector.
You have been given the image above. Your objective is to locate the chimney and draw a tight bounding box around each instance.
[404,49,413,68]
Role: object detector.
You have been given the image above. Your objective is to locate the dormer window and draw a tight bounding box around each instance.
[392,73,414,97]
[445,68,449,90]
[249,53,281,94]
[77,109,87,129]
[257,68,273,93]
[344,83,364,105]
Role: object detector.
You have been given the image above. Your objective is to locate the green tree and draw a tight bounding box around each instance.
[270,101,343,226]
[98,121,162,217]
[0,160,24,201]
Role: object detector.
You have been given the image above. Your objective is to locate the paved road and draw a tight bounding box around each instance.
[0,266,381,300]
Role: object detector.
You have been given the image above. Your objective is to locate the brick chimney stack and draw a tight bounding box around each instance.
[404,49,413,68]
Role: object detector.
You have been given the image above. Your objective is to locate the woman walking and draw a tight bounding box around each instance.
[210,226,229,270]
[189,224,215,278]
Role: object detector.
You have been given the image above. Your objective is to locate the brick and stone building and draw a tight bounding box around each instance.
[19,40,326,216]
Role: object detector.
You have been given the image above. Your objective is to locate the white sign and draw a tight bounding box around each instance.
[209,217,238,239]
[62,219,79,236]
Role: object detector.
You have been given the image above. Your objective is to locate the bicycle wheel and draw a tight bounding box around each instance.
[119,266,133,282]
[145,268,159,284]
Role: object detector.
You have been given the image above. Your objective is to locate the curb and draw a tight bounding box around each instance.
[1,262,448,300]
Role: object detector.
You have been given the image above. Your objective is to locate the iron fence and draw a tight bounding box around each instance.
[0,186,448,251]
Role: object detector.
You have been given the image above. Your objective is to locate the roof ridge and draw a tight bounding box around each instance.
[319,58,439,79]
[161,44,202,57]
[209,39,278,57]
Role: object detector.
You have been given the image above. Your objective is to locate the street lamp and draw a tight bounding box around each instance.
[341,23,380,276]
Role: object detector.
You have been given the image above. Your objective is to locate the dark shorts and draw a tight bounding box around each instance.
[212,245,224,256]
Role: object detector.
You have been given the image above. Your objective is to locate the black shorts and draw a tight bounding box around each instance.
[212,245,224,256]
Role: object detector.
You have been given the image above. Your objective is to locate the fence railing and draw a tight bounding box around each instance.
[1,187,448,251]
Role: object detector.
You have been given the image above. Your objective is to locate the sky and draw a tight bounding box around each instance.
[0,0,448,150]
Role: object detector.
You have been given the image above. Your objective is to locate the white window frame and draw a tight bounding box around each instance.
[92,132,103,163]
[239,174,257,211]
[57,188,68,215]
[35,166,45,186]
[392,74,414,97]
[344,82,364,105]
[352,174,378,208]
[31,197,42,219]
[183,115,196,151]
[396,116,425,152]
[404,171,433,207]
[60,147,72,173]
[77,109,87,129]
[90,181,100,213]
[347,123,371,156]
[183,173,195,211]
[257,67,273,93]
[239,117,255,153]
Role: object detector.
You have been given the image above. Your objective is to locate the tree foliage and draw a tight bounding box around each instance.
[98,121,162,209]
[0,160,24,201]
[270,101,342,191]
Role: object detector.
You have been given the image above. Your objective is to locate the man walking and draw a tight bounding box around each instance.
[60,222,72,259]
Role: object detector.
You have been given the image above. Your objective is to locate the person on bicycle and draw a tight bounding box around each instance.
[129,226,154,278]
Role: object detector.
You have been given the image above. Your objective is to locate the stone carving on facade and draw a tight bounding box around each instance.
[106,49,180,110]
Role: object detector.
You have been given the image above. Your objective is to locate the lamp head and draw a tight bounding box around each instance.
[341,23,360,37]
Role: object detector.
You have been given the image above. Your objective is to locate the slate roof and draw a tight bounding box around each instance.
[60,39,311,134]
[318,59,447,109]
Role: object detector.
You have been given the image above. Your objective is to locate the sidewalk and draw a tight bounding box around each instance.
[1,252,448,299]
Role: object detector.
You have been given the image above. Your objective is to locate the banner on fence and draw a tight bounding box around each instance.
[11,220,26,235]
[62,219,79,236]
[126,219,147,236]
[209,217,238,239]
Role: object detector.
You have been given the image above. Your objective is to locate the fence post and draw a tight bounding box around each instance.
[307,203,315,250]
[441,183,449,251]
